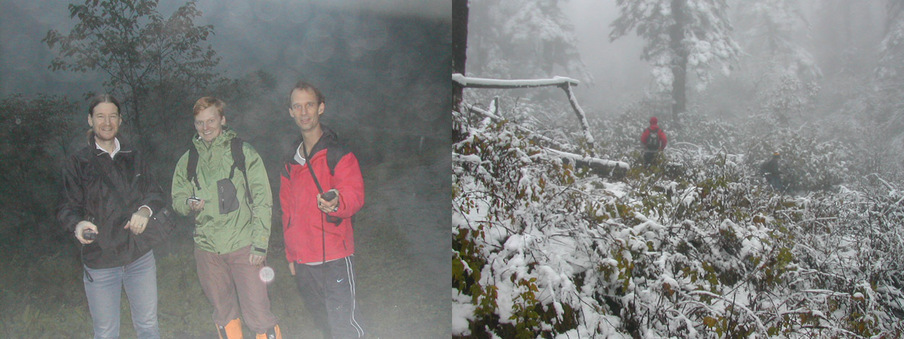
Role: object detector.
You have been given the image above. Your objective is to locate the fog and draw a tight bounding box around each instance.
[1,0,448,95]
[0,0,450,337]
[466,0,890,127]
[454,1,904,336]
[563,0,650,109]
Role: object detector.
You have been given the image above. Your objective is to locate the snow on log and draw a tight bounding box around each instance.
[464,104,629,174]
[453,73,595,144]
[546,148,629,171]
[452,73,580,88]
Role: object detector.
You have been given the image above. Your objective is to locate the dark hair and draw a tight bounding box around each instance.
[193,96,226,117]
[88,94,121,116]
[289,80,325,105]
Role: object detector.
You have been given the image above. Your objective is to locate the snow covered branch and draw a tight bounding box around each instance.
[561,82,594,143]
[466,104,576,153]
[453,73,595,143]
[452,73,580,88]
[466,103,627,174]
[455,88,904,337]
[688,290,768,334]
[546,149,629,171]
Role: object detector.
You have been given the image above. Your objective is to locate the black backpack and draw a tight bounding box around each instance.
[187,137,253,204]
[645,128,661,150]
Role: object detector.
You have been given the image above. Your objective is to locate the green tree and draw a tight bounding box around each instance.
[42,0,221,137]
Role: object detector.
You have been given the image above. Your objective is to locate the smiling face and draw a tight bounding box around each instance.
[289,88,324,133]
[88,102,121,143]
[194,106,226,143]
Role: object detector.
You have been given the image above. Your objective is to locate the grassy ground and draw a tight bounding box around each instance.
[0,149,449,338]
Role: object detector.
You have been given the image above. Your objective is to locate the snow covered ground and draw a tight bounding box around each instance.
[452,108,904,338]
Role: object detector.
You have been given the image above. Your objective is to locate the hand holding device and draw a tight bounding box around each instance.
[75,220,98,244]
[321,190,337,201]
[187,196,204,212]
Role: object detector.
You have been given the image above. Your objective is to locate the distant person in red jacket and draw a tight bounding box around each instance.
[280,80,366,339]
[640,117,667,166]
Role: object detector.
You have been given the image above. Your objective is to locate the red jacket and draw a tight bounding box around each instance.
[280,128,365,264]
[641,125,667,150]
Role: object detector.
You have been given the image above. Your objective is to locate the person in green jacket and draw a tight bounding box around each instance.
[171,97,282,339]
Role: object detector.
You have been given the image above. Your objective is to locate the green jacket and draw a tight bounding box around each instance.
[171,129,272,255]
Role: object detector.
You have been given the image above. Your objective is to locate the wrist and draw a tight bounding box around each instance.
[137,205,152,217]
[75,220,90,232]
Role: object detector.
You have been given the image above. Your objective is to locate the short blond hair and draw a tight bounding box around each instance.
[193,96,226,117]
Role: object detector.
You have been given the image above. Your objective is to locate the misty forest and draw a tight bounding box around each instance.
[1,0,450,338]
[454,0,904,338]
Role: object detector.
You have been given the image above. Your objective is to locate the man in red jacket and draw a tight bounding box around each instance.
[280,80,366,338]
[640,116,668,167]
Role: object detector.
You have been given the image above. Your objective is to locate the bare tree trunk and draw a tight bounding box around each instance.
[452,0,469,112]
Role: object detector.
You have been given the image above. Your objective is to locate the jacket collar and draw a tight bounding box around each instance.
[289,125,338,164]
[86,132,133,159]
[193,127,237,150]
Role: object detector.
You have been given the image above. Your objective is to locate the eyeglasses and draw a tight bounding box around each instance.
[290,102,318,112]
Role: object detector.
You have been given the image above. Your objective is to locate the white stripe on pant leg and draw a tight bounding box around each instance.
[345,256,365,337]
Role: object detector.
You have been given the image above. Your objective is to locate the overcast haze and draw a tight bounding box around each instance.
[454,1,904,336]
[1,0,448,97]
[564,0,650,110]
[0,0,450,337]
[473,0,890,122]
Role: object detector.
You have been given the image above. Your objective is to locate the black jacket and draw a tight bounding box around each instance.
[760,157,780,176]
[57,135,164,269]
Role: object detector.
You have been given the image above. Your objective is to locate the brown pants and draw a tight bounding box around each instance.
[195,246,278,333]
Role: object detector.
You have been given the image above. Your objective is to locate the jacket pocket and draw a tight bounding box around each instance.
[217,178,239,214]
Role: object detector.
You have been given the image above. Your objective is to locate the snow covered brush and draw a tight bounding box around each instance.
[453,106,904,337]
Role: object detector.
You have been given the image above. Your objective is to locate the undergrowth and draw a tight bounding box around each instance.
[452,106,904,337]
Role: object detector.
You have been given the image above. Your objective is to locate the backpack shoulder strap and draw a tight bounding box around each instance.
[187,145,201,190]
[230,137,254,205]
[230,137,246,173]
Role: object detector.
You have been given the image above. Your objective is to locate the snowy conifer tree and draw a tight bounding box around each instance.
[734,0,819,78]
[731,0,820,128]
[610,0,740,126]
[467,0,592,82]
[464,0,594,142]
[877,0,904,127]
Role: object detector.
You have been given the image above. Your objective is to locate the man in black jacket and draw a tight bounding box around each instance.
[760,152,782,190]
[57,94,164,339]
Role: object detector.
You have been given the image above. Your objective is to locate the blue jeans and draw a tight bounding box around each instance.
[83,250,160,339]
